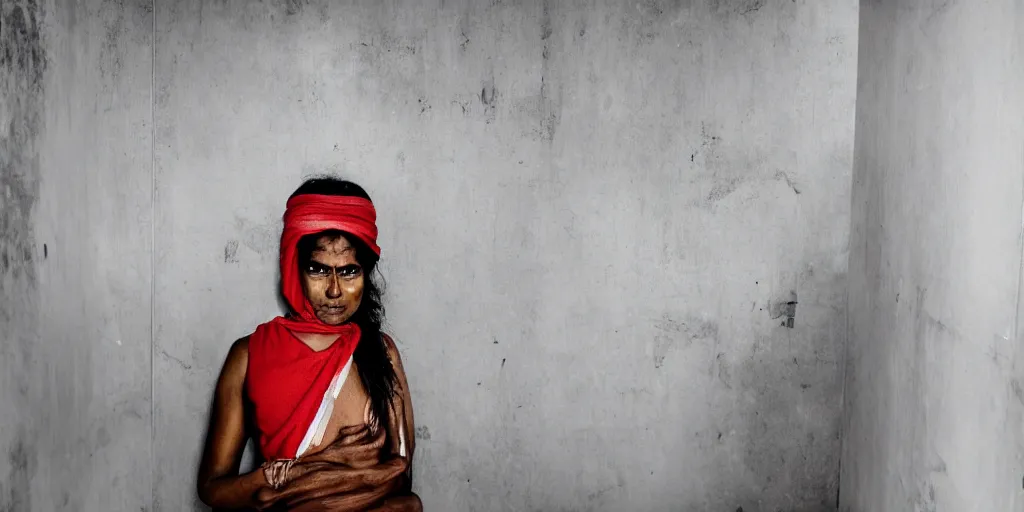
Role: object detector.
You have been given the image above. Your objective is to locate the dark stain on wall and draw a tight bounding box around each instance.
[924,0,952,24]
[415,426,431,440]
[768,291,798,328]
[223,240,239,263]
[629,0,685,45]
[775,170,801,195]
[709,0,768,18]
[537,0,560,143]
[736,347,841,509]
[1,1,46,507]
[480,81,497,105]
[99,0,126,79]
[733,280,843,510]
[285,0,309,17]
[1,429,33,511]
[1,0,45,85]
[738,0,765,16]
[1,0,45,289]
[480,78,498,124]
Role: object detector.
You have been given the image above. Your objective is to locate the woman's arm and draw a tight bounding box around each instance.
[383,334,416,469]
[197,337,272,509]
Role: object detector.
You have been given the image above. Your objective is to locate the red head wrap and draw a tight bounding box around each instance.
[276,194,380,333]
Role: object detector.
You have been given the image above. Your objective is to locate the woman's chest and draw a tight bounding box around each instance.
[303,363,373,452]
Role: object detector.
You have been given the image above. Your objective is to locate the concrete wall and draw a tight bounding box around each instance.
[3,1,857,510]
[840,1,1024,511]
[0,0,154,510]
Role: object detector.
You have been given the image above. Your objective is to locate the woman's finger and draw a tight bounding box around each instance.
[276,457,409,507]
[302,427,386,466]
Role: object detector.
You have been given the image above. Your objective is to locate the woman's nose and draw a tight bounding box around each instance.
[325,274,343,299]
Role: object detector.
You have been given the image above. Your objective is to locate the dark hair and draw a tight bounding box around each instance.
[288,177,398,429]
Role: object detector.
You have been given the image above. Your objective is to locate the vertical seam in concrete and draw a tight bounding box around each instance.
[836,9,864,499]
[837,203,852,511]
[150,0,157,509]
[1015,149,1024,350]
[1016,124,1024,504]
[836,197,852,509]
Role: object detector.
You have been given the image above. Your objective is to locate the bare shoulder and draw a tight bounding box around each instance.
[381,333,411,391]
[231,335,250,354]
[381,333,403,364]
[228,336,250,363]
[220,336,250,384]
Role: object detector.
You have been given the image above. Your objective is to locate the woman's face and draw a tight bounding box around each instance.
[300,234,364,325]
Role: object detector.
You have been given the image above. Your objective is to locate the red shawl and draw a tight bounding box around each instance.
[246,194,381,460]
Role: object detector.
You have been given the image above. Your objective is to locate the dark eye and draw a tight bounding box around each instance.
[306,265,330,276]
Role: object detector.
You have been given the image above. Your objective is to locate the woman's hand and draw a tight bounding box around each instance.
[254,423,410,511]
[262,458,409,511]
[300,424,389,468]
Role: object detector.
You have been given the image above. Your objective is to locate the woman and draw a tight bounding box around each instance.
[197,178,421,511]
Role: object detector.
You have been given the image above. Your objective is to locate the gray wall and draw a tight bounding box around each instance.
[0,0,154,510]
[840,1,1024,511]
[2,0,857,510]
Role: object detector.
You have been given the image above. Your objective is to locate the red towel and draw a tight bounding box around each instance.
[246,319,360,460]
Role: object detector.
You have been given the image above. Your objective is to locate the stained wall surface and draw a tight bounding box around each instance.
[2,1,857,510]
[0,0,154,510]
[841,1,1024,511]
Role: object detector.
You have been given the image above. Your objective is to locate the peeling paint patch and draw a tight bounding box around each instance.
[652,314,719,368]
